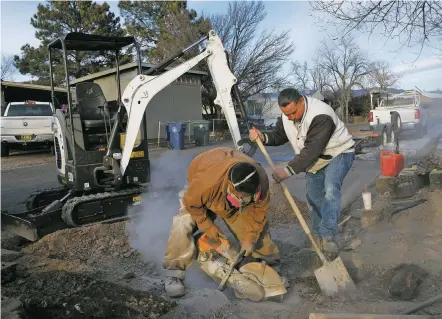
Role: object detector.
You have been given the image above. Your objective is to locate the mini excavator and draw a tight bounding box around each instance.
[1,30,257,242]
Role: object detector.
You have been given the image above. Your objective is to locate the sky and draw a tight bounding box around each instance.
[1,0,441,91]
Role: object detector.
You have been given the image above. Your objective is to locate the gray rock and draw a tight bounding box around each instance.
[344,238,362,251]
[361,208,383,228]
[122,272,135,279]
[1,262,17,284]
[429,170,442,188]
[395,182,417,199]
[1,297,23,319]
[389,263,428,300]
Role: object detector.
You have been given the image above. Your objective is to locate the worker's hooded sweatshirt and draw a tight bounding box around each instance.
[182,147,270,244]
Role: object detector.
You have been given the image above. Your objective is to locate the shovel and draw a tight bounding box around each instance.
[255,138,356,296]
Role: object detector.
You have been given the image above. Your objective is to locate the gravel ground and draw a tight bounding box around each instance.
[3,151,442,318]
[267,181,310,226]
[24,222,161,278]
[1,151,55,170]
[3,187,442,318]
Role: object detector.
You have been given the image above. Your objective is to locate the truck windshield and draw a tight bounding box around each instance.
[6,104,53,116]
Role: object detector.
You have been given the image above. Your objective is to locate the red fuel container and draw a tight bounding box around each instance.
[380,150,404,176]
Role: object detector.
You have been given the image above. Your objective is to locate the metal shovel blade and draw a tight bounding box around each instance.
[314,256,356,297]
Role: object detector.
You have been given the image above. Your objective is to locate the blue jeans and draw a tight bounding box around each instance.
[306,152,355,239]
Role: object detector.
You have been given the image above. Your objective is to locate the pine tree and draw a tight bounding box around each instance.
[14,1,128,85]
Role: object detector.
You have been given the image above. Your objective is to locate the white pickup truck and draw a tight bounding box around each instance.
[1,101,55,157]
[369,90,429,138]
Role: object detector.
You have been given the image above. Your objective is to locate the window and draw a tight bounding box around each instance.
[247,101,264,117]
[6,104,53,116]
[384,97,415,106]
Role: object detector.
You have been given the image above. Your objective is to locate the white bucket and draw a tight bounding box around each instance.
[362,192,372,210]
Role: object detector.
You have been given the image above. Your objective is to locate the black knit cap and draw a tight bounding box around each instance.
[229,162,260,194]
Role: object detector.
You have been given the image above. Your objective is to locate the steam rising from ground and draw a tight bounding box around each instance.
[126,150,217,288]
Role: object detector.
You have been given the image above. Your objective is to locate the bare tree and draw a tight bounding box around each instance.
[368,60,401,91]
[310,1,442,58]
[310,58,335,93]
[290,61,310,92]
[139,1,294,118]
[1,54,16,80]
[317,36,372,122]
[210,1,295,105]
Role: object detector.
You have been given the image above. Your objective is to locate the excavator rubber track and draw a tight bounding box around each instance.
[2,185,147,242]
[25,186,70,210]
[61,185,146,227]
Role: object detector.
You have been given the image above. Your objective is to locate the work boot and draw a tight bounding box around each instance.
[321,238,339,261]
[164,277,185,298]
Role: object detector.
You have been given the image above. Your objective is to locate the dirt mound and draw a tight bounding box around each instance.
[267,182,310,226]
[23,222,158,276]
[2,269,175,319]
[25,222,133,261]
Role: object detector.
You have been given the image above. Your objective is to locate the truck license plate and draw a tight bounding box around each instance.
[20,135,33,141]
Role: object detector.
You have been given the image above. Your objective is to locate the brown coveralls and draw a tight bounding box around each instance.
[162,147,280,279]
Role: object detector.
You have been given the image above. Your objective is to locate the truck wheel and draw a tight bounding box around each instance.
[390,126,400,145]
[1,143,9,157]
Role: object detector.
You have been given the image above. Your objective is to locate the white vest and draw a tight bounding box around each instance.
[281,97,355,157]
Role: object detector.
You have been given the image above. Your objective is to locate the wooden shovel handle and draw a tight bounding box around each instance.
[255,138,328,264]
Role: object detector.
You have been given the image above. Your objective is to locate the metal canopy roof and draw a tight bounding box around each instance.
[48,32,136,51]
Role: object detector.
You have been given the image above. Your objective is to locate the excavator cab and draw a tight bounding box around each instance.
[47,33,150,192]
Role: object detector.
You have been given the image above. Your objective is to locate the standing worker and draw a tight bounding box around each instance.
[162,147,284,298]
[249,88,355,258]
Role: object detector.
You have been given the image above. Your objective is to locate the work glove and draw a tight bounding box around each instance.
[241,241,256,257]
[249,127,264,143]
[204,224,226,243]
[272,167,292,183]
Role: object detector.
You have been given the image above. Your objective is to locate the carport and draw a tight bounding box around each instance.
[1,81,68,115]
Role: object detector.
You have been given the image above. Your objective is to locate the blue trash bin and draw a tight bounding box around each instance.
[166,122,186,150]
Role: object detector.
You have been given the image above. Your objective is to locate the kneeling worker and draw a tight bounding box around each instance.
[162,147,283,297]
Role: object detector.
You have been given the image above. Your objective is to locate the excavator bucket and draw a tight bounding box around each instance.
[1,212,39,242]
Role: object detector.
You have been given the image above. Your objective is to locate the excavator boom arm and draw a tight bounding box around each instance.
[120,30,254,175]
